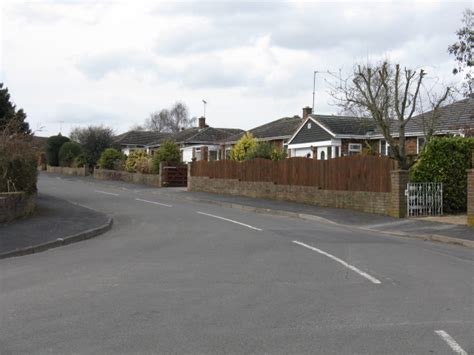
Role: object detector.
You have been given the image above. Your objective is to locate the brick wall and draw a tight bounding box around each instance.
[468,152,474,227]
[0,192,36,223]
[93,169,162,187]
[188,176,392,215]
[46,166,88,176]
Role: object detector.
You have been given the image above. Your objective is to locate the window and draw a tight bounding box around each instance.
[348,143,362,156]
[209,150,217,161]
[417,137,426,154]
[225,149,231,160]
[195,148,201,161]
[327,147,332,159]
[335,146,340,157]
[307,122,312,129]
[380,140,392,156]
[320,150,325,160]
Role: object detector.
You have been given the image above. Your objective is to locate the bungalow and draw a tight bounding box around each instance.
[146,117,243,163]
[114,131,171,155]
[219,107,312,158]
[288,95,474,160]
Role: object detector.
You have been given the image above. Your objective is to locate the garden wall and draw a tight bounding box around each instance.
[0,192,36,223]
[46,166,88,176]
[188,158,408,217]
[93,169,162,187]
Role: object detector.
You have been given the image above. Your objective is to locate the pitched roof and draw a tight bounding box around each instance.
[224,116,303,143]
[114,131,172,146]
[147,127,244,146]
[314,115,376,135]
[403,95,474,134]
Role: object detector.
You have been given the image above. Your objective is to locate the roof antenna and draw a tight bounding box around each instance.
[312,71,318,112]
[202,99,207,118]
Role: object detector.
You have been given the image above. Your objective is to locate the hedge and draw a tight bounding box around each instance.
[410,137,474,213]
[58,141,83,167]
[46,135,70,167]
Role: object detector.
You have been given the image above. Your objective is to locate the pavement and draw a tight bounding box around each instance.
[0,193,111,258]
[1,172,473,354]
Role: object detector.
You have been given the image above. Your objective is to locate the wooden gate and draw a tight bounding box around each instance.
[162,165,188,187]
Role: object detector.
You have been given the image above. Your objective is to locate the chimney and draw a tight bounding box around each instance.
[198,116,206,129]
[302,106,312,120]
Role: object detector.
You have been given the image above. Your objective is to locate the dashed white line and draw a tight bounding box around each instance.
[94,190,120,196]
[196,211,262,231]
[135,198,172,208]
[435,330,467,355]
[292,240,382,284]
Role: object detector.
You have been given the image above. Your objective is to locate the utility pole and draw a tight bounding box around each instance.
[312,71,318,112]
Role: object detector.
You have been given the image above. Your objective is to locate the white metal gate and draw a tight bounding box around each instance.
[405,183,443,217]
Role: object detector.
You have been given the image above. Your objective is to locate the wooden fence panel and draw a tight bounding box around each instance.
[190,156,397,192]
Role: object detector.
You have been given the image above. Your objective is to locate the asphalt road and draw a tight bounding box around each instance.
[1,173,473,354]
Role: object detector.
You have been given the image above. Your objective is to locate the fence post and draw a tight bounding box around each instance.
[468,152,474,227]
[389,170,409,218]
[159,162,164,187]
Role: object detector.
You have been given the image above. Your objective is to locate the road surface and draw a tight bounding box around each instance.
[1,173,473,354]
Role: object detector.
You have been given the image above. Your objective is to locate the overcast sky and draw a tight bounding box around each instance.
[0,0,471,137]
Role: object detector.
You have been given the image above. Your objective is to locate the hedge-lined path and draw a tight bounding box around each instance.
[0,193,110,257]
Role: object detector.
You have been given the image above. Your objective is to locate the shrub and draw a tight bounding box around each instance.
[152,141,181,172]
[271,147,288,161]
[58,141,83,167]
[98,148,125,170]
[230,133,258,161]
[0,135,37,195]
[124,150,152,173]
[46,135,70,166]
[247,141,273,160]
[75,153,86,168]
[410,137,474,213]
[69,126,114,166]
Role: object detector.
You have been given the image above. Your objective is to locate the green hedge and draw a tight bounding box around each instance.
[59,141,83,167]
[46,135,70,167]
[0,136,37,195]
[410,137,474,213]
[98,148,125,170]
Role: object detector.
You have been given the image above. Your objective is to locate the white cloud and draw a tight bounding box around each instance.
[1,0,470,137]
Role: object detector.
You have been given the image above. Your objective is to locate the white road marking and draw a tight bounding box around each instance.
[135,198,172,208]
[196,211,262,231]
[435,330,467,355]
[292,240,382,284]
[94,190,120,196]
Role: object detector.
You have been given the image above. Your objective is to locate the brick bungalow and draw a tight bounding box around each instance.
[146,117,243,163]
[219,107,312,158]
[114,131,171,156]
[288,95,474,160]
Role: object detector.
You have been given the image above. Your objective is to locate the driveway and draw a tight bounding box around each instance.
[1,173,472,354]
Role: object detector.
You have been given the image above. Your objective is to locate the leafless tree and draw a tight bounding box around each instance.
[330,61,450,169]
[145,102,196,133]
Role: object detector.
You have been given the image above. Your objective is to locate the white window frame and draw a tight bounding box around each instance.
[307,122,312,129]
[348,143,362,154]
[379,139,391,156]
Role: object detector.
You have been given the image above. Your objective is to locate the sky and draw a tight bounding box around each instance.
[0,0,471,137]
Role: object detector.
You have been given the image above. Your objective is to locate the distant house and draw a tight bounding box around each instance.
[146,117,243,163]
[114,131,171,155]
[220,107,312,158]
[287,95,474,160]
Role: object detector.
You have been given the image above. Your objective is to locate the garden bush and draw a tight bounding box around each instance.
[98,148,125,170]
[124,150,152,173]
[58,141,83,167]
[46,135,70,166]
[75,153,86,168]
[152,141,181,172]
[0,135,37,195]
[410,137,474,213]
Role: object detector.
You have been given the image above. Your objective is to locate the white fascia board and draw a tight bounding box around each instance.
[288,139,340,149]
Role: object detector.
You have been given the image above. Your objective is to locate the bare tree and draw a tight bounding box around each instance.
[330,61,450,169]
[145,102,196,133]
